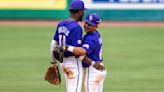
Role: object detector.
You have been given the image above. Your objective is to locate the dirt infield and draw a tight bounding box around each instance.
[0,20,164,27]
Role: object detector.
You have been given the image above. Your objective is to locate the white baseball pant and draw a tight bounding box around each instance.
[84,64,107,92]
[60,57,83,92]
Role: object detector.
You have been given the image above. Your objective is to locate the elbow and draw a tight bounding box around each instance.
[79,49,86,55]
[73,47,86,56]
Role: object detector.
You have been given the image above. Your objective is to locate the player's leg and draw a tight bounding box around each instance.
[97,79,105,92]
[84,68,99,92]
[60,57,83,92]
[84,65,107,92]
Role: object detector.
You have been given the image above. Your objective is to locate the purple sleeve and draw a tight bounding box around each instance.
[70,26,83,46]
[82,38,94,55]
[53,25,59,41]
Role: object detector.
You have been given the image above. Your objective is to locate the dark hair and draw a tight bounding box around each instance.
[69,9,80,14]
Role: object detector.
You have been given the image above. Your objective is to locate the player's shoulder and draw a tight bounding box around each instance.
[70,21,81,29]
[95,30,101,36]
[58,20,68,26]
[83,33,95,42]
[84,31,101,41]
[70,21,82,33]
[58,20,82,31]
[59,20,79,26]
[86,31,100,38]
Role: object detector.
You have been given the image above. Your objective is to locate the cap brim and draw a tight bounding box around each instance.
[79,8,88,10]
[84,8,88,10]
[69,8,88,10]
[84,20,96,26]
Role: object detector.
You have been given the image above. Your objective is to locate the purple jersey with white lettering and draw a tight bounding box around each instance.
[53,20,82,57]
[82,31,103,67]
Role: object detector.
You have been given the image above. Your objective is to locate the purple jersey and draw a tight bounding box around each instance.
[53,20,83,57]
[82,31,103,67]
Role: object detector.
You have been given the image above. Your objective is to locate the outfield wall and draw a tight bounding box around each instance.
[86,10,164,21]
[0,0,164,21]
[0,0,70,20]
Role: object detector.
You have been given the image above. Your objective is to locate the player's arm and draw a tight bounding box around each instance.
[51,37,64,63]
[83,56,105,71]
[50,25,60,63]
[50,40,58,63]
[65,45,86,56]
[65,45,105,71]
[65,45,92,64]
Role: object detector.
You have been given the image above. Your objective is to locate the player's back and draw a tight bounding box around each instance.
[54,20,83,57]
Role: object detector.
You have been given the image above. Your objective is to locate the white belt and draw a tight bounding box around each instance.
[64,56,76,59]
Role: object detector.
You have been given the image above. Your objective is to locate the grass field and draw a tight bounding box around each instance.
[0,25,164,92]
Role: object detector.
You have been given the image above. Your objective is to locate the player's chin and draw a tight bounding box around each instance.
[84,27,87,31]
[78,17,83,21]
[84,29,89,33]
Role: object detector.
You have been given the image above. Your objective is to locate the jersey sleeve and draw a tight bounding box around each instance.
[70,26,82,47]
[53,24,59,41]
[82,36,95,55]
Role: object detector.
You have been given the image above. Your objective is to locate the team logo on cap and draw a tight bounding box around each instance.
[89,15,93,21]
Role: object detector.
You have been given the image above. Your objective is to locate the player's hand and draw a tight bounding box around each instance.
[62,45,68,52]
[53,46,64,63]
[93,62,105,71]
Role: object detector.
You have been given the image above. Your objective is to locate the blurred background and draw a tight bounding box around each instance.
[0,0,164,92]
[0,0,164,20]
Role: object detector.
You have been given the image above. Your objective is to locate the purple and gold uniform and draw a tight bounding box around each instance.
[82,13,107,92]
[54,20,82,57]
[50,1,86,92]
[82,31,103,67]
[53,19,83,92]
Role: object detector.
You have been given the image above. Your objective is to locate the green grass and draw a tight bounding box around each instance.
[0,25,164,92]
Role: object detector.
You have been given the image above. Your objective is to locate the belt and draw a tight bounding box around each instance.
[64,56,76,59]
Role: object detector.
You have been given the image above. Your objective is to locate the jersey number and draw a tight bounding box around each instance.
[58,34,66,46]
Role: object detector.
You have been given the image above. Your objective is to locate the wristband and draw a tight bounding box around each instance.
[67,45,74,52]
[79,55,85,61]
[91,61,96,66]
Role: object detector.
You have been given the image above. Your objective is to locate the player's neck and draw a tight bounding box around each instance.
[70,15,79,22]
[67,17,76,21]
[87,30,96,34]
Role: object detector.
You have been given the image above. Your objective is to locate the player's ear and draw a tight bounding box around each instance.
[79,10,84,15]
[95,25,98,28]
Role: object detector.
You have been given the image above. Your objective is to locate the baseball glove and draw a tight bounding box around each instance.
[53,46,64,63]
[45,63,61,85]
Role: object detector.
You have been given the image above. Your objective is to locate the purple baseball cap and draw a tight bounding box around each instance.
[85,13,101,26]
[69,0,87,10]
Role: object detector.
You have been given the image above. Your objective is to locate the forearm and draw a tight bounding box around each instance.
[83,56,105,71]
[50,40,58,51]
[66,45,93,65]
[66,45,86,56]
[50,40,58,63]
[82,56,92,65]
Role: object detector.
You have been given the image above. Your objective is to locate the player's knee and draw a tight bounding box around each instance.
[103,69,107,78]
[65,71,74,79]
[99,69,107,80]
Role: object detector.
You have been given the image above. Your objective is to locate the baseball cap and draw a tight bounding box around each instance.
[85,13,101,26]
[69,0,87,10]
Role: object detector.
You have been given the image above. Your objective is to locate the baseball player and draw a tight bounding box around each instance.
[65,13,107,92]
[50,0,87,92]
